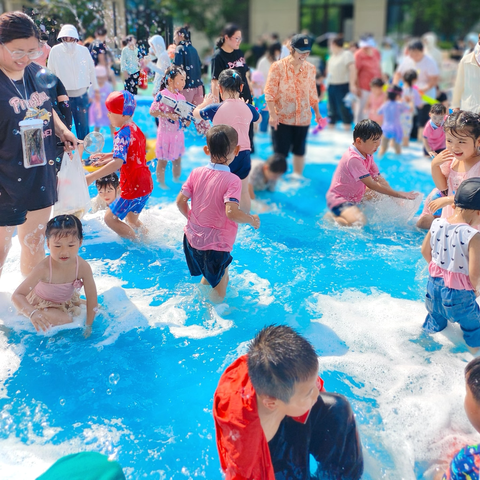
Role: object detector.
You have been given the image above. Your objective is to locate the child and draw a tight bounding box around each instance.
[416,187,444,230]
[120,35,140,95]
[378,86,412,156]
[88,65,115,139]
[429,111,480,221]
[193,69,260,213]
[251,69,267,133]
[12,215,97,338]
[400,69,423,147]
[90,173,120,213]
[176,125,260,302]
[213,325,364,479]
[421,178,480,350]
[149,65,189,189]
[326,119,418,226]
[87,91,153,240]
[434,357,480,479]
[248,153,287,199]
[366,77,386,125]
[423,103,447,157]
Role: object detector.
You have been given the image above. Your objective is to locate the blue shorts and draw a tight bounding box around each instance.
[109,194,150,220]
[0,207,27,227]
[330,202,356,217]
[229,150,251,180]
[183,235,232,288]
[424,276,480,347]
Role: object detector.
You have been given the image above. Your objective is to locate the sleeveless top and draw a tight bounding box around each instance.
[428,218,478,290]
[33,256,83,303]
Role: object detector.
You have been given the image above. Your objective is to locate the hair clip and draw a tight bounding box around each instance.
[231,71,238,79]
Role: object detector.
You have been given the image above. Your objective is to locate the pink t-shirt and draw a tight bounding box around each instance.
[37,43,51,67]
[354,48,382,91]
[326,146,380,209]
[182,163,242,252]
[423,119,446,151]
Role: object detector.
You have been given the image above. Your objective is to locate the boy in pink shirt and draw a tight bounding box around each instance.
[326,119,418,226]
[176,125,260,301]
[423,103,447,157]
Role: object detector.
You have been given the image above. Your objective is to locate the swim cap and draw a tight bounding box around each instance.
[105,91,136,116]
[455,178,480,210]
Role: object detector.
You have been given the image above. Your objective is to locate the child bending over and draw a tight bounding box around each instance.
[326,119,418,226]
[421,178,480,350]
[176,125,260,302]
[87,91,153,240]
[248,153,287,199]
[213,325,364,479]
[12,215,97,338]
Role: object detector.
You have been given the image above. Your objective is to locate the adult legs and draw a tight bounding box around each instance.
[0,225,15,279]
[70,93,90,140]
[337,83,354,128]
[327,84,341,126]
[269,392,364,480]
[17,207,51,277]
[293,155,305,176]
[354,89,370,124]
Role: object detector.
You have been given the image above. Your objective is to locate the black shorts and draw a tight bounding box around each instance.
[183,235,232,288]
[417,104,431,130]
[272,123,309,157]
[0,207,28,227]
[229,150,251,180]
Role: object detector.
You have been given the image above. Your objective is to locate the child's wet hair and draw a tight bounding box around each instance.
[206,125,238,163]
[218,69,243,94]
[387,85,402,101]
[444,110,480,142]
[247,325,319,403]
[160,65,186,91]
[45,215,83,241]
[430,103,446,115]
[370,77,384,88]
[266,153,287,174]
[403,69,418,87]
[353,119,383,142]
[466,357,480,404]
[96,172,119,191]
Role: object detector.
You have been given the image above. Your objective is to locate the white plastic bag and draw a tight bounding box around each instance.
[53,151,91,219]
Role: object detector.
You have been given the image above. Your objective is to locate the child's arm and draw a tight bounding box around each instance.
[193,93,215,120]
[248,182,255,200]
[423,136,434,154]
[431,150,454,192]
[361,175,418,200]
[86,155,122,185]
[427,195,454,214]
[176,192,190,219]
[469,233,480,296]
[12,263,50,332]
[421,230,432,263]
[225,202,260,229]
[80,260,98,338]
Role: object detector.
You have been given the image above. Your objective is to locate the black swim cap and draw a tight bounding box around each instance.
[455,178,480,210]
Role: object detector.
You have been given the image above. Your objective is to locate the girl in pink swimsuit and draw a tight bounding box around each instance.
[12,215,98,337]
[429,111,480,228]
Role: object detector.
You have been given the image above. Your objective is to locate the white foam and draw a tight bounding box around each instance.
[306,290,477,478]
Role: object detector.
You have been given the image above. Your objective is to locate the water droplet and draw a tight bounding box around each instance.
[17,178,21,182]
[59,398,66,406]
[106,389,112,395]
[12,129,20,135]
[56,157,61,163]
[48,160,54,165]
[35,68,58,89]
[40,186,46,191]
[38,224,44,230]
[109,373,120,385]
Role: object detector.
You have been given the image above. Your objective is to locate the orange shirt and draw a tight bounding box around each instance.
[264,56,318,126]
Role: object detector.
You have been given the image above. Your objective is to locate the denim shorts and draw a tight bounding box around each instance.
[423,276,480,347]
[183,235,232,288]
[330,202,356,217]
[109,194,150,220]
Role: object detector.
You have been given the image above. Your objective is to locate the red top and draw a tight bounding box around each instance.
[213,355,325,480]
[354,48,382,91]
[113,122,153,200]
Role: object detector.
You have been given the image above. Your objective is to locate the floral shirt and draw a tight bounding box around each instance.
[264,56,318,126]
[443,444,480,479]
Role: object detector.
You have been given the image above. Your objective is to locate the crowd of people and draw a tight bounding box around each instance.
[2,8,480,478]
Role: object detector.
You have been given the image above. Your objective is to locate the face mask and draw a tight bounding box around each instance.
[474,43,480,65]
[62,42,76,54]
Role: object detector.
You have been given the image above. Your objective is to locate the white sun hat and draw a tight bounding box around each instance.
[57,24,79,40]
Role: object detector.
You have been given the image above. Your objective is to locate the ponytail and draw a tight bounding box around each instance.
[216,23,240,49]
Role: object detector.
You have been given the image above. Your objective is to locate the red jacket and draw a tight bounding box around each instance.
[213,355,324,479]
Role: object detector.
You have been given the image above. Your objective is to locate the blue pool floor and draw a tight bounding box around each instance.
[0,109,478,479]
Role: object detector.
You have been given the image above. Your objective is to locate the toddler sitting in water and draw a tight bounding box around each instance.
[326,119,418,226]
[176,125,260,302]
[90,173,120,213]
[12,215,97,338]
[248,153,287,199]
[421,178,480,350]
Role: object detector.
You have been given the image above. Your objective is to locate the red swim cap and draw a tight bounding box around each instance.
[105,90,136,116]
